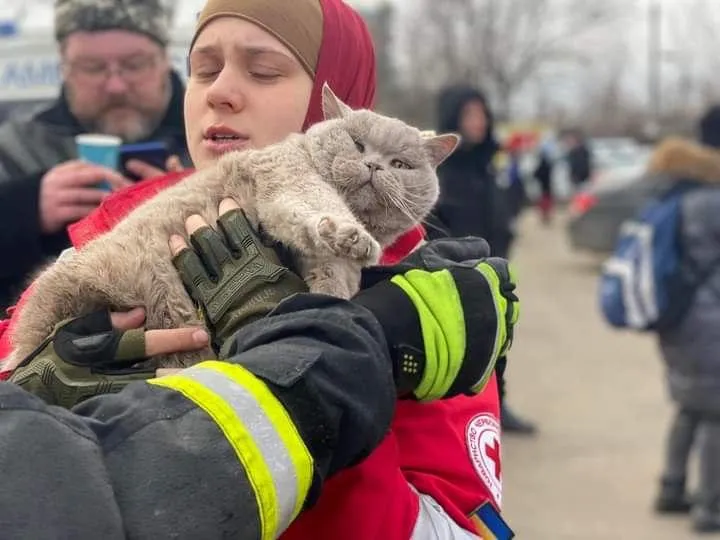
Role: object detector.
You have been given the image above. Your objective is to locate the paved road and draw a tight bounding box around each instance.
[500,211,719,540]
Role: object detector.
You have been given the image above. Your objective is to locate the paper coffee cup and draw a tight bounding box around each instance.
[75,134,122,191]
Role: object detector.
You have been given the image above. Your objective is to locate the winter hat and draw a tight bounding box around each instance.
[699,105,720,149]
[191,0,324,77]
[54,0,171,46]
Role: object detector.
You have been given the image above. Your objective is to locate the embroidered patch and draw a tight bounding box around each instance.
[469,502,514,540]
[466,413,502,506]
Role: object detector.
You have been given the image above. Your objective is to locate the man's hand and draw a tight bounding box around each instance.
[124,155,184,180]
[40,160,133,234]
[170,198,308,358]
[9,307,209,408]
[356,237,520,401]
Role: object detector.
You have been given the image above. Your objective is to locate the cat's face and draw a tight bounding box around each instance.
[305,84,460,244]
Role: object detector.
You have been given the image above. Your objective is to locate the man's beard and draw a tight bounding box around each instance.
[70,85,170,143]
[92,103,160,143]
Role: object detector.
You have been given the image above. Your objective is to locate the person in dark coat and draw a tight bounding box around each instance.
[563,128,593,188]
[533,145,555,224]
[428,84,536,435]
[650,105,720,532]
[427,86,512,255]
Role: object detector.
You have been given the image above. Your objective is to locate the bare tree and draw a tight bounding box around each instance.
[398,0,636,119]
[677,0,720,109]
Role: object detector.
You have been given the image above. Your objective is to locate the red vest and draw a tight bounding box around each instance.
[0,174,502,538]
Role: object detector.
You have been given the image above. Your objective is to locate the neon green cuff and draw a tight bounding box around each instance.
[391,269,466,401]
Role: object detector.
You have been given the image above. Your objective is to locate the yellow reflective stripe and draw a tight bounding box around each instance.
[473,263,507,393]
[150,371,278,540]
[200,361,314,523]
[391,270,466,401]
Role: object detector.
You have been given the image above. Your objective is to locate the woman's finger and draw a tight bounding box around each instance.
[169,235,188,257]
[110,308,146,330]
[219,198,241,215]
[185,214,209,236]
[145,327,210,357]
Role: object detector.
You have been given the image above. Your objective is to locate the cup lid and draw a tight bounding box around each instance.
[75,134,122,146]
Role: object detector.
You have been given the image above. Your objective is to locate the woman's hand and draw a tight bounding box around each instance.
[109,307,208,376]
[110,307,208,362]
[8,307,209,408]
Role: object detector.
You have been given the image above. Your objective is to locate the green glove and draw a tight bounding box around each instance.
[173,208,308,358]
[356,237,519,401]
[9,311,155,408]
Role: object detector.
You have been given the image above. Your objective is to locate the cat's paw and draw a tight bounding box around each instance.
[305,264,358,299]
[315,217,381,264]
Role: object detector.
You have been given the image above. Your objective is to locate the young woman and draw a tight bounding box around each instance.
[0,1,508,538]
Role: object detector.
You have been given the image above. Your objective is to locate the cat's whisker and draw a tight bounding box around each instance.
[421,218,450,235]
[384,189,421,225]
[384,185,426,215]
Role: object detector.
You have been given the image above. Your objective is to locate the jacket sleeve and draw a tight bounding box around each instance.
[0,295,396,540]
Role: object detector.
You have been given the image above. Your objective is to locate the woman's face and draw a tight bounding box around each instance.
[185,17,314,168]
[459,100,488,145]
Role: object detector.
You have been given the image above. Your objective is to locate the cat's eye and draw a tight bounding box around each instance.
[354,139,365,153]
[391,159,412,170]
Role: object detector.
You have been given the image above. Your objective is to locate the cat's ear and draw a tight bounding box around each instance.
[423,133,461,168]
[322,82,353,120]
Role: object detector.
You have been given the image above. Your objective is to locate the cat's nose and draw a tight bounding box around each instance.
[366,163,383,172]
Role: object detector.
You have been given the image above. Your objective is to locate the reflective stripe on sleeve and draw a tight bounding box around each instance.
[149,361,314,540]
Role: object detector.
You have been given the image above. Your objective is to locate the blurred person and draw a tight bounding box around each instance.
[504,136,528,221]
[649,105,720,533]
[0,0,190,310]
[0,0,518,537]
[563,128,593,188]
[533,145,555,225]
[428,85,536,436]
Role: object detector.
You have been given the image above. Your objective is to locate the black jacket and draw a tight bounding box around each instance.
[0,72,188,310]
[567,144,592,186]
[427,86,513,257]
[0,295,396,538]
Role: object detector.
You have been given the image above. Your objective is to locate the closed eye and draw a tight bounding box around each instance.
[391,159,413,170]
[354,139,365,153]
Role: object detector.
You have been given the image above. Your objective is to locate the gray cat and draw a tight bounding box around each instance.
[9,84,459,368]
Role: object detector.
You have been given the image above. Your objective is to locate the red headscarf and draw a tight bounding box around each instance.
[303,0,377,129]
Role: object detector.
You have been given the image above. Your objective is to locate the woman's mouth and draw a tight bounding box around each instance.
[202,126,251,155]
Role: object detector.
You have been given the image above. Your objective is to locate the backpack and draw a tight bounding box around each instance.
[599,181,710,332]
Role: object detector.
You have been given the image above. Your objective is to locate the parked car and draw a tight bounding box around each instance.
[567,148,655,254]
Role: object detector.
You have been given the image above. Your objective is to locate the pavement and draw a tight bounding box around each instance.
[500,210,720,540]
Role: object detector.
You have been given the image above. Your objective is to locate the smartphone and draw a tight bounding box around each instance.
[119,141,171,181]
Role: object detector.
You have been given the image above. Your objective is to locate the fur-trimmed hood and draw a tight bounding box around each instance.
[648,137,720,184]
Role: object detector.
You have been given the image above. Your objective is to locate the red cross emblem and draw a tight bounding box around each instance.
[485,438,501,481]
[466,413,503,506]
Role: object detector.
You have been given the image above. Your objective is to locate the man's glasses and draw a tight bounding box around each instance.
[64,54,162,85]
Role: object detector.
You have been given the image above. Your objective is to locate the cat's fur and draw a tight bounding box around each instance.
[9,85,460,368]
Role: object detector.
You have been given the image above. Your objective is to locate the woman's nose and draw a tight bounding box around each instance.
[206,68,245,112]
